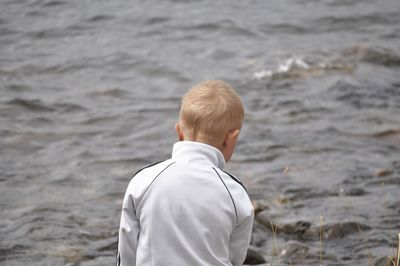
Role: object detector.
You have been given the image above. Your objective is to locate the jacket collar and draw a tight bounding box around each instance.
[171,141,226,169]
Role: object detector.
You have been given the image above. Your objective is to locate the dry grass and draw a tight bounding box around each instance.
[270,221,282,266]
[396,233,400,266]
[319,216,323,266]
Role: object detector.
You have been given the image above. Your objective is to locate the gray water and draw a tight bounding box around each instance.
[1,0,400,265]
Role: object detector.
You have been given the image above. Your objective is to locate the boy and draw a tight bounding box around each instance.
[117,80,254,266]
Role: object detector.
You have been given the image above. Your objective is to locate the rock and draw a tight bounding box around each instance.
[347,187,368,196]
[373,256,397,266]
[343,45,400,67]
[323,222,371,240]
[375,169,393,177]
[254,212,274,232]
[255,212,310,238]
[280,221,311,237]
[244,247,266,265]
[252,200,269,215]
[279,241,310,261]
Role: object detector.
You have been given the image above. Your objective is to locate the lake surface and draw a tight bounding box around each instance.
[1,0,399,265]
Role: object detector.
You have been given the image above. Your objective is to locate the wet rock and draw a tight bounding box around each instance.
[375,169,394,177]
[372,129,400,140]
[373,256,397,266]
[96,240,117,252]
[388,200,400,210]
[0,244,28,260]
[279,241,310,261]
[337,186,368,196]
[275,194,292,205]
[255,212,311,238]
[244,247,266,265]
[323,222,371,240]
[252,200,269,215]
[280,221,311,237]
[347,187,368,196]
[343,45,400,67]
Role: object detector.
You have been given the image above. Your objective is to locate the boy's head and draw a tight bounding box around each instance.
[175,80,244,162]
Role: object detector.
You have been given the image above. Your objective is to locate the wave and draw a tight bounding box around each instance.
[0,63,79,77]
[86,88,128,99]
[54,102,87,113]
[39,0,68,8]
[143,16,171,26]
[6,99,55,112]
[182,20,259,37]
[4,98,87,113]
[253,44,400,81]
[260,23,309,35]
[5,84,31,92]
[371,129,400,138]
[77,115,119,125]
[84,14,115,23]
[311,12,400,32]
[329,79,400,109]
[0,26,19,37]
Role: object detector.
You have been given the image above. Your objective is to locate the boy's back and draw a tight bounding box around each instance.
[118,141,253,266]
[117,80,254,266]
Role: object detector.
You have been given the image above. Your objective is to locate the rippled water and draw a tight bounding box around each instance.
[1,0,399,265]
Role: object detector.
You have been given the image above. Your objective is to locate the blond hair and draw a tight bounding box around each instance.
[179,80,244,144]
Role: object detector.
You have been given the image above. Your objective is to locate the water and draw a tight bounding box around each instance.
[1,0,399,265]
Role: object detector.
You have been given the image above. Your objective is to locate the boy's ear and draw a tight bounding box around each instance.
[175,122,184,141]
[222,129,240,162]
[226,129,240,146]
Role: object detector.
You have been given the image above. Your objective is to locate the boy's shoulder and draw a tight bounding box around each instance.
[130,159,175,181]
[126,159,176,198]
[131,160,165,179]
[220,169,247,192]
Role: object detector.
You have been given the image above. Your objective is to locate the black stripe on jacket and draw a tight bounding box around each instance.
[221,169,248,193]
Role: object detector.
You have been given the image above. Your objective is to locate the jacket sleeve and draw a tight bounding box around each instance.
[229,210,254,266]
[117,193,139,266]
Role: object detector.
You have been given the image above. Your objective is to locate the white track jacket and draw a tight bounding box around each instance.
[117,141,254,266]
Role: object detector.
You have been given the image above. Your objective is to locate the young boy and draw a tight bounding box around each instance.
[117,80,254,266]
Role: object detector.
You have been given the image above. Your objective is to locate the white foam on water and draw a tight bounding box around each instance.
[277,57,309,73]
[253,57,309,80]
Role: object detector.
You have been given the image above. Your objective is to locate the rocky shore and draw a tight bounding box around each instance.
[243,198,399,266]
